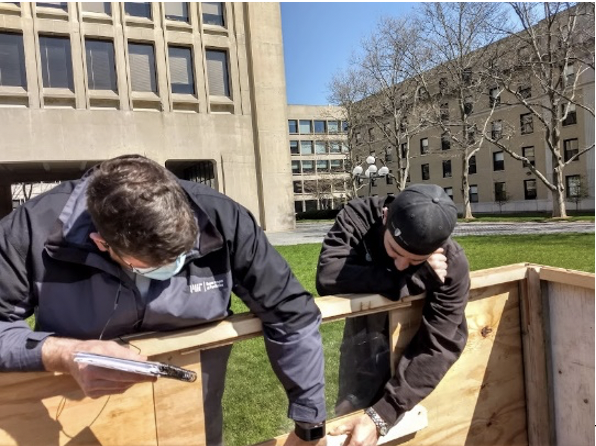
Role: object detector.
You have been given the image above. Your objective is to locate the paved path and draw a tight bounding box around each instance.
[266,221,595,246]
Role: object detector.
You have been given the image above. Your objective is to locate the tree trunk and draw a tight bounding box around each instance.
[552,167,568,218]
[461,155,474,219]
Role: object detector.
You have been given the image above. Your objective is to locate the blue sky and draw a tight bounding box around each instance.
[281,2,416,106]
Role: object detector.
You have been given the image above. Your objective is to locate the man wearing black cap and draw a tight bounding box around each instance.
[316,183,470,445]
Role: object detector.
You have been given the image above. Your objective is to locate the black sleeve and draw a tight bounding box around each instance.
[316,198,400,296]
[372,243,470,425]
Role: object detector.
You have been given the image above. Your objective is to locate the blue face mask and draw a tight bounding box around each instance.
[134,253,187,281]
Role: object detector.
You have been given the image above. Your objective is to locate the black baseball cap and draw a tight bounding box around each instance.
[386,184,458,255]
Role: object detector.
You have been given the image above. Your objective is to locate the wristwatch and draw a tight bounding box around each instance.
[294,420,326,441]
[365,407,389,436]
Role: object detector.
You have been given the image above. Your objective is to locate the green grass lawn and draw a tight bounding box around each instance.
[222,233,595,445]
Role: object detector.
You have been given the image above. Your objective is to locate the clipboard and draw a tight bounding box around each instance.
[73,352,197,383]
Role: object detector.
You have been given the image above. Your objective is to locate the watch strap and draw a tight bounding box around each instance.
[365,407,389,436]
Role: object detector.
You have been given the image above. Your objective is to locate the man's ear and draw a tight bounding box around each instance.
[382,208,388,225]
[89,232,108,252]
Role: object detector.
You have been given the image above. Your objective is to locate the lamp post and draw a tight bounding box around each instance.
[352,155,392,196]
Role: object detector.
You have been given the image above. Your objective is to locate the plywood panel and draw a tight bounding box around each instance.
[389,283,528,446]
[0,373,157,446]
[547,282,595,446]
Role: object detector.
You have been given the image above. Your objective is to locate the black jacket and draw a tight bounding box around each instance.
[0,174,326,423]
[316,196,469,425]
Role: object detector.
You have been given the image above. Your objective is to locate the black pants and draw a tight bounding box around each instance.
[202,344,233,446]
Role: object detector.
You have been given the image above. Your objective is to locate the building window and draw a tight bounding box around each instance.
[82,3,111,15]
[442,160,452,178]
[462,68,472,85]
[562,103,577,126]
[418,86,430,101]
[299,120,312,134]
[564,63,575,83]
[466,125,476,145]
[469,185,478,203]
[421,163,430,181]
[37,2,67,11]
[468,155,477,174]
[128,42,157,93]
[165,3,189,22]
[439,77,448,92]
[463,96,473,115]
[291,160,300,175]
[368,127,375,141]
[328,121,339,133]
[300,140,313,155]
[0,32,27,88]
[420,137,429,155]
[168,46,194,94]
[491,120,502,139]
[294,201,303,213]
[315,141,327,155]
[40,36,74,90]
[399,118,407,132]
[293,181,302,193]
[444,187,453,200]
[289,140,299,155]
[125,2,152,19]
[205,49,230,97]
[494,182,507,201]
[520,113,533,134]
[566,175,581,198]
[329,141,341,153]
[440,102,449,121]
[489,87,500,107]
[522,146,535,166]
[518,85,531,99]
[85,39,117,91]
[330,159,343,172]
[564,138,579,162]
[302,160,314,173]
[202,2,225,26]
[288,120,298,134]
[493,151,504,171]
[314,120,326,134]
[341,121,348,133]
[317,160,329,172]
[524,179,537,200]
[441,133,451,151]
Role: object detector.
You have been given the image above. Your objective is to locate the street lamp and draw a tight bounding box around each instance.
[352,154,393,196]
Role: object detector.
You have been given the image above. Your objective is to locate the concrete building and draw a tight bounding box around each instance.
[0,2,294,231]
[287,104,350,213]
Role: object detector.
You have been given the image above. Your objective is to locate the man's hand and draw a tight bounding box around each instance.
[426,248,448,283]
[284,431,326,446]
[42,337,156,398]
[328,414,379,446]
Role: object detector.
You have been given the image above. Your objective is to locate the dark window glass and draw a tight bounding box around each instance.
[291,160,300,175]
[294,201,303,213]
[444,187,453,200]
[37,2,67,11]
[202,2,224,26]
[205,49,230,97]
[493,151,504,171]
[421,163,430,180]
[562,103,577,126]
[40,36,74,90]
[441,133,451,151]
[565,175,581,198]
[524,179,537,200]
[518,85,531,99]
[169,46,194,94]
[462,68,472,85]
[288,120,298,134]
[329,141,341,153]
[522,146,535,166]
[128,42,157,92]
[314,120,326,134]
[302,160,314,173]
[520,113,533,134]
[442,160,452,178]
[440,102,449,121]
[165,3,189,22]
[495,182,507,201]
[468,155,476,174]
[491,120,502,139]
[317,160,329,172]
[125,2,151,18]
[330,160,343,172]
[564,138,579,162]
[289,140,299,155]
[293,181,302,193]
[85,39,117,91]
[489,87,500,107]
[0,33,27,88]
[469,185,478,203]
[420,138,429,155]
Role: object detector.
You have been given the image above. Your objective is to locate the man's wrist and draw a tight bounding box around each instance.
[294,420,326,442]
[365,407,389,436]
[41,336,80,373]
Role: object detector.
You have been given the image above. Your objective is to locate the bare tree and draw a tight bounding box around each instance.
[485,2,595,218]
[410,2,508,219]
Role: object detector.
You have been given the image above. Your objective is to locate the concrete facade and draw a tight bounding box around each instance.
[0,2,294,231]
[286,104,350,213]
